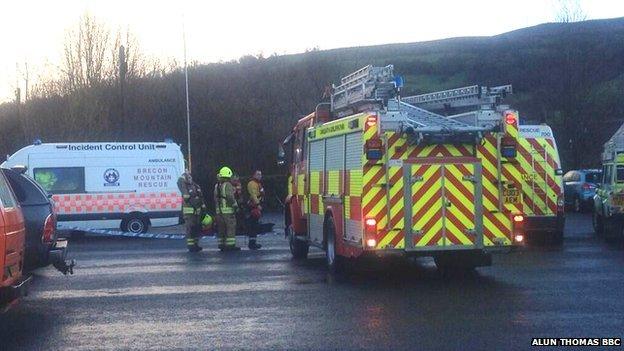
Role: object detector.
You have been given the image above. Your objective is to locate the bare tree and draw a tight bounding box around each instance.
[555,0,587,23]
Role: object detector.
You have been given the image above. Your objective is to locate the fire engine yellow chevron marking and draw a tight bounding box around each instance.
[377,230,399,248]
[344,196,350,218]
[416,218,443,247]
[445,219,473,245]
[363,166,383,188]
[444,181,474,229]
[514,149,549,211]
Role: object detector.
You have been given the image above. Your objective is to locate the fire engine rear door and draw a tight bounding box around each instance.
[442,162,483,248]
[404,160,483,250]
[404,163,444,250]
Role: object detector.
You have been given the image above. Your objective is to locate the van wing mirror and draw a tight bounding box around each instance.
[555,169,563,176]
[277,145,286,166]
[11,165,28,174]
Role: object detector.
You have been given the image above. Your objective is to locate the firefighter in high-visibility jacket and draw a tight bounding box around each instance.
[177,171,206,252]
[214,167,241,251]
[246,170,264,250]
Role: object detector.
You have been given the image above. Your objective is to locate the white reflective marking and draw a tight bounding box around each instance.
[34,280,314,300]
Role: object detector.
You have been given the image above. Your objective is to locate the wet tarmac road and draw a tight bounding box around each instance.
[1,213,623,350]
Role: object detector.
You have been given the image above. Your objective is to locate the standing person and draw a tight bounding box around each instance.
[177,171,206,252]
[214,166,240,251]
[246,170,264,250]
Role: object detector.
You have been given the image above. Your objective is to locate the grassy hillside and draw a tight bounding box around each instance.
[1,17,623,201]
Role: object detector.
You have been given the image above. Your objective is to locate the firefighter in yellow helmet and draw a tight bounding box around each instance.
[214,166,240,251]
[177,170,206,252]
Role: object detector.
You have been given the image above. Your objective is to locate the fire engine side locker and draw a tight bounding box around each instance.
[402,159,484,251]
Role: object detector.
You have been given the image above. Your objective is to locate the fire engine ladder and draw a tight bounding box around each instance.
[330,65,505,144]
[331,65,397,113]
[607,123,624,149]
[402,84,513,111]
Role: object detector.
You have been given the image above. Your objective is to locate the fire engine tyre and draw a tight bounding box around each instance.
[287,225,309,259]
[324,217,345,274]
[573,197,581,213]
[592,211,604,237]
[122,215,150,234]
[550,231,564,246]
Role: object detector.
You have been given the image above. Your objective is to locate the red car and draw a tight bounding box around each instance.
[0,169,30,310]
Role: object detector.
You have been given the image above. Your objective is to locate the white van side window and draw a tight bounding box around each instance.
[33,167,85,194]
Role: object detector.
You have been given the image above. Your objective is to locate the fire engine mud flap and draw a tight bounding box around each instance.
[402,160,484,251]
[434,250,492,268]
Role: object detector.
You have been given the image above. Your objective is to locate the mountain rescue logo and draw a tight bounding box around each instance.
[104,168,120,186]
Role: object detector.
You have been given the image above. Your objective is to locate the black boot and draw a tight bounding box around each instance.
[188,244,203,253]
[223,246,241,252]
[248,239,262,250]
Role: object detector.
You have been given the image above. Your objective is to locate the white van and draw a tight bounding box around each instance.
[2,141,184,233]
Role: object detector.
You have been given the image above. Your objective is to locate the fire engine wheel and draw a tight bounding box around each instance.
[573,197,581,213]
[287,225,309,259]
[324,217,344,274]
[550,231,564,246]
[122,215,149,234]
[592,211,604,237]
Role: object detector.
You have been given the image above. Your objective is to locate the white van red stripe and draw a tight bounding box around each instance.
[52,192,182,214]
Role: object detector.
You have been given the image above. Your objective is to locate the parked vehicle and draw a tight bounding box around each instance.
[2,141,184,234]
[280,65,524,273]
[517,125,565,244]
[593,123,624,239]
[563,169,601,212]
[0,168,29,309]
[2,167,72,274]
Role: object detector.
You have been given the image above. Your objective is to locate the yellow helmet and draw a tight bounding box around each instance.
[218,166,233,178]
[201,214,213,227]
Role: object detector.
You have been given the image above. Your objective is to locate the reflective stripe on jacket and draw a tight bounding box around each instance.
[214,181,237,214]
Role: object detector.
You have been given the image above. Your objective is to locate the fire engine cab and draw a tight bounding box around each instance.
[280,65,527,272]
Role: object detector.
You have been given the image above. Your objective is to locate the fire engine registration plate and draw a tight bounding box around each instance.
[503,188,520,204]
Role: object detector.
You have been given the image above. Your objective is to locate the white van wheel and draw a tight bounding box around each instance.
[123,216,149,234]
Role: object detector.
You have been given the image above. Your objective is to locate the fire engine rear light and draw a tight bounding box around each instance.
[514,234,524,243]
[365,116,377,127]
[364,218,377,248]
[43,213,56,243]
[365,138,383,160]
[505,113,516,125]
[513,215,524,222]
